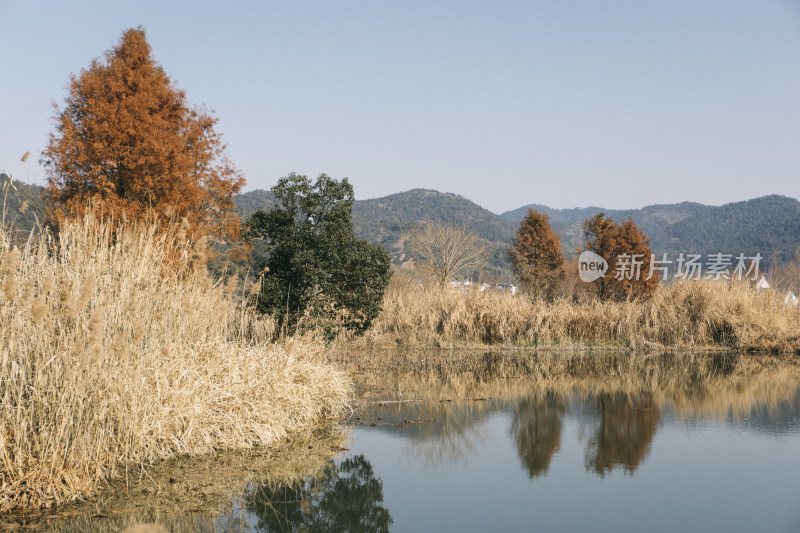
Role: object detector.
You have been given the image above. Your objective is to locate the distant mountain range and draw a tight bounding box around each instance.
[236,188,800,280]
[3,175,798,282]
[500,195,800,267]
[499,201,713,258]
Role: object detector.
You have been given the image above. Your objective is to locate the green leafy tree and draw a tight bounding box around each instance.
[509,209,565,299]
[245,173,392,335]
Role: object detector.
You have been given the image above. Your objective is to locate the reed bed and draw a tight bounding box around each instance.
[362,279,800,351]
[0,216,349,512]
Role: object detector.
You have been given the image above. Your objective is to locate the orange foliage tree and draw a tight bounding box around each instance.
[42,27,244,241]
[509,209,566,299]
[582,214,659,301]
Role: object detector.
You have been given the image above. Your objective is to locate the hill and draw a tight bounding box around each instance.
[501,197,800,269]
[352,189,516,244]
[649,195,800,266]
[235,188,518,280]
[351,189,517,280]
[4,178,798,279]
[0,173,46,236]
[233,189,276,220]
[501,202,712,257]
[500,201,709,232]
[236,188,800,277]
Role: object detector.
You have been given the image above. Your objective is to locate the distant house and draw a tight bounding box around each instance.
[454,281,517,296]
[448,280,472,294]
[497,283,518,296]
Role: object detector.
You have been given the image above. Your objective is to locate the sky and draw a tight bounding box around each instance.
[1,1,800,213]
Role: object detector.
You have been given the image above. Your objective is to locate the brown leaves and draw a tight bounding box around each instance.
[509,209,566,300]
[582,214,659,301]
[43,27,244,243]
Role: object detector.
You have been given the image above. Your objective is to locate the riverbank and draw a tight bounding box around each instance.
[355,280,800,352]
[0,217,349,512]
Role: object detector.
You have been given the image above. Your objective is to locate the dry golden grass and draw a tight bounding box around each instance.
[361,279,800,351]
[0,215,349,512]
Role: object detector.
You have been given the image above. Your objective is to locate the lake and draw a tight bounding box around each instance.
[32,352,800,532]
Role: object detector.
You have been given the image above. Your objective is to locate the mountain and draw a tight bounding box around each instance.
[233,189,276,220]
[501,202,712,258]
[236,188,800,276]
[351,189,517,280]
[500,202,710,231]
[649,195,800,265]
[235,188,518,280]
[3,177,798,278]
[351,188,515,247]
[0,173,46,236]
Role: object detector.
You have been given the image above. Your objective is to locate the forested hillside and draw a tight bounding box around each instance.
[649,195,800,265]
[501,202,712,257]
[501,197,800,268]
[352,189,516,245]
[233,189,276,219]
[234,189,800,278]
[0,173,45,236]
[5,177,799,278]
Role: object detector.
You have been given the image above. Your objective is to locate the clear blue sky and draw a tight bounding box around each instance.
[2,1,799,213]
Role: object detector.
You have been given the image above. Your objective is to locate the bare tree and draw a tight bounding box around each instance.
[407,222,486,285]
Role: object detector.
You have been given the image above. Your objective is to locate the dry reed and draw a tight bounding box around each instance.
[0,215,349,512]
[361,279,800,351]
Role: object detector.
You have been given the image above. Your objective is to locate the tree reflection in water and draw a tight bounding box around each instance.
[245,454,392,532]
[582,393,661,476]
[511,392,565,478]
[508,392,661,478]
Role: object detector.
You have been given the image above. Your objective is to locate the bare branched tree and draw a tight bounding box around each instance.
[407,222,487,285]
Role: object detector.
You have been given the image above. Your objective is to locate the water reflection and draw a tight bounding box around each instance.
[356,382,797,478]
[245,455,392,532]
[510,393,564,478]
[581,393,660,476]
[354,401,493,467]
[363,392,665,477]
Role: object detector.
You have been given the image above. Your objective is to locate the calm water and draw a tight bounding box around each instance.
[40,353,800,532]
[232,392,800,533]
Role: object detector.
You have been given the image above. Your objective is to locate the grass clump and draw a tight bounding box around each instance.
[0,215,349,512]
